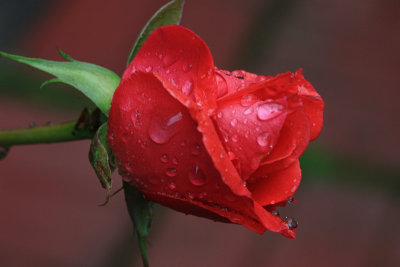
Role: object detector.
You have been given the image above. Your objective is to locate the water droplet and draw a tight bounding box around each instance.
[145,66,152,72]
[230,118,238,127]
[172,157,179,165]
[160,154,169,163]
[217,112,223,119]
[271,210,280,216]
[180,140,187,147]
[257,132,270,147]
[182,80,193,95]
[168,182,176,190]
[163,54,177,67]
[182,63,192,72]
[188,165,206,186]
[240,94,256,107]
[187,193,195,200]
[244,108,252,115]
[166,168,177,177]
[191,144,201,156]
[257,103,284,121]
[224,135,229,142]
[198,192,207,199]
[284,217,298,229]
[131,110,142,128]
[148,112,182,144]
[231,134,239,142]
[287,197,295,204]
[290,185,297,193]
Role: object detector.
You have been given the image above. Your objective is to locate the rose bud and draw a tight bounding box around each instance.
[108,25,324,238]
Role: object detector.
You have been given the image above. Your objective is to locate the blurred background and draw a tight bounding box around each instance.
[1,0,399,266]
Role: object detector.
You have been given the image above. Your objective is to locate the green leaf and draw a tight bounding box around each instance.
[123,182,153,267]
[89,123,116,205]
[126,0,185,66]
[0,51,120,116]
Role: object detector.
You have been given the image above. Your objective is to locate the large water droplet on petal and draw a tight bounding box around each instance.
[257,103,284,121]
[182,80,194,95]
[257,132,270,147]
[148,112,183,144]
[166,168,177,177]
[188,165,206,186]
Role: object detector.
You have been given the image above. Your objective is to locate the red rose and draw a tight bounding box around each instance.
[108,25,324,238]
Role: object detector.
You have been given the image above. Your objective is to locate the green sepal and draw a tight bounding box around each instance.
[0,51,120,116]
[123,182,153,267]
[40,78,62,89]
[126,0,185,66]
[0,146,10,160]
[89,123,116,205]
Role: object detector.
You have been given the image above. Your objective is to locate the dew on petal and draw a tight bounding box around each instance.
[240,94,256,107]
[284,217,298,229]
[148,112,182,144]
[257,103,284,121]
[160,154,169,163]
[217,112,223,119]
[162,54,177,67]
[230,118,238,127]
[188,165,206,186]
[257,132,270,147]
[145,66,153,72]
[172,157,179,165]
[166,168,177,177]
[244,108,252,115]
[182,63,192,72]
[168,182,176,190]
[231,134,239,142]
[182,80,194,95]
[191,144,201,156]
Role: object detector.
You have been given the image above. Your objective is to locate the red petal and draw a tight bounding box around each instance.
[108,72,293,237]
[294,69,324,140]
[124,25,217,110]
[261,101,311,172]
[213,94,288,179]
[248,160,301,206]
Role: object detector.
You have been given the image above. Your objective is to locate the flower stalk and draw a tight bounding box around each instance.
[0,120,92,147]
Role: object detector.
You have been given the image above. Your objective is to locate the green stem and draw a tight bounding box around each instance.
[0,121,92,147]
